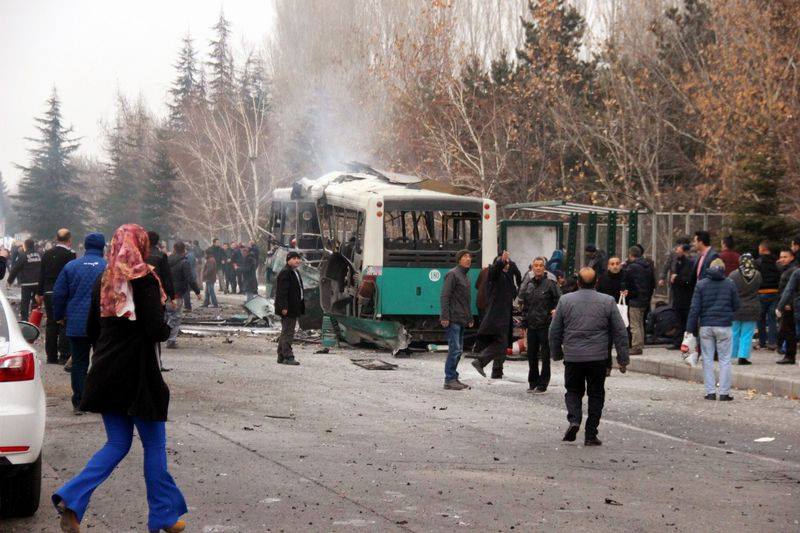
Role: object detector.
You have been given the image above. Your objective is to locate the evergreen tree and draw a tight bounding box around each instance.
[0,172,16,235]
[207,11,235,108]
[141,132,179,239]
[167,33,200,130]
[731,149,797,254]
[99,117,139,235]
[14,88,87,238]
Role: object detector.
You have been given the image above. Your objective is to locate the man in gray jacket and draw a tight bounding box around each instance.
[550,268,630,446]
[440,250,474,390]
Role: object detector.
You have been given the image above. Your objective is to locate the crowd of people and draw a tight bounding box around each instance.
[439,230,800,443]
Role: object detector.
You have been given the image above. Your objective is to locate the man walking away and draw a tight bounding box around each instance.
[625,246,654,355]
[7,238,41,322]
[519,256,560,393]
[38,229,76,364]
[686,259,740,401]
[550,268,629,446]
[201,250,219,308]
[720,236,740,276]
[52,233,107,415]
[729,254,761,365]
[775,249,798,364]
[472,251,518,379]
[166,241,201,349]
[146,231,175,300]
[440,250,474,390]
[755,241,780,350]
[274,251,304,365]
[241,246,259,301]
[207,238,225,292]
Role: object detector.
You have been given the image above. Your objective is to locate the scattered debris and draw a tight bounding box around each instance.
[350,358,399,370]
[754,437,775,443]
[604,498,623,506]
[264,413,296,420]
[314,347,330,354]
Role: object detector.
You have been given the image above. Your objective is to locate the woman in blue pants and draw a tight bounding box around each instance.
[53,224,187,533]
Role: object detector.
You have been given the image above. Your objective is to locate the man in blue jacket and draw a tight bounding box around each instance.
[686,258,740,402]
[53,233,107,415]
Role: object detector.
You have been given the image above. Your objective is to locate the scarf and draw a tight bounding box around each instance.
[100,224,166,318]
[739,253,756,281]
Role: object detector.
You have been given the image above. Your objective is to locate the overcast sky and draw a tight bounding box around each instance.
[0,0,274,190]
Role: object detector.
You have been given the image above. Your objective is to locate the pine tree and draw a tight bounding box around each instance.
[0,172,16,235]
[14,88,87,239]
[207,11,235,108]
[141,132,179,239]
[731,149,797,254]
[167,33,200,130]
[99,117,139,234]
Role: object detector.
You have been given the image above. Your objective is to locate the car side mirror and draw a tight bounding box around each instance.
[18,321,41,343]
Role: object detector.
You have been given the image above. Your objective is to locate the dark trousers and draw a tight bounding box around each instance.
[44,293,69,363]
[225,268,237,293]
[475,331,507,378]
[69,337,91,409]
[278,316,297,361]
[526,327,550,389]
[672,306,690,348]
[19,285,36,321]
[564,360,607,438]
[779,311,797,360]
[236,270,245,293]
[182,291,192,311]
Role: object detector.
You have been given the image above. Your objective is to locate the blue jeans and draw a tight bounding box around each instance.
[53,414,187,531]
[731,321,756,359]
[444,323,465,382]
[699,326,732,395]
[68,337,91,409]
[203,281,218,307]
[758,293,778,346]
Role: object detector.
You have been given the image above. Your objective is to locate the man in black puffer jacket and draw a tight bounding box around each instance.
[625,246,654,355]
[7,238,41,322]
[519,256,560,393]
[38,229,76,364]
[755,241,780,349]
[165,241,201,349]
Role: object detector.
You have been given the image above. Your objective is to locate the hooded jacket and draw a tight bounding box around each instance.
[53,233,108,337]
[686,267,740,332]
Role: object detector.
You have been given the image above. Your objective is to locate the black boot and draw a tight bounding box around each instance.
[776,357,796,365]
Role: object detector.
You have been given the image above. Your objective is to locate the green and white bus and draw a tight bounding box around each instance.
[266,168,497,351]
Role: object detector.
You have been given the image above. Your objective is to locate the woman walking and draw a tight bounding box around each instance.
[729,254,762,365]
[53,224,187,533]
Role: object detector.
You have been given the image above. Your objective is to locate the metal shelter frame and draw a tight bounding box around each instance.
[504,201,648,277]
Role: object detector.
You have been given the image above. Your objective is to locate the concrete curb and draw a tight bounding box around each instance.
[626,357,800,399]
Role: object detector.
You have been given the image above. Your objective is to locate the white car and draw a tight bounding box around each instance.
[0,289,44,517]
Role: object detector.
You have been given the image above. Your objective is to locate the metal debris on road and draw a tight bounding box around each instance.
[754,437,775,443]
[350,358,399,370]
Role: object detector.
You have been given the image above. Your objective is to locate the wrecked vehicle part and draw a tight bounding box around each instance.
[329,313,410,356]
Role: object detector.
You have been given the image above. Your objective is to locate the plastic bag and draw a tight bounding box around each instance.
[680,331,698,367]
[617,294,630,327]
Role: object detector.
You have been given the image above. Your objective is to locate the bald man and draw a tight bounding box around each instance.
[549,267,630,446]
[37,228,76,364]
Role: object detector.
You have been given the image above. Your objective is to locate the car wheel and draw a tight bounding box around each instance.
[0,453,42,518]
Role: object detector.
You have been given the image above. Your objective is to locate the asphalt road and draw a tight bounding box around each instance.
[6,334,800,532]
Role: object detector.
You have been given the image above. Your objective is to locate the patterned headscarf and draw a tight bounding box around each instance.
[100,224,166,318]
[739,253,757,281]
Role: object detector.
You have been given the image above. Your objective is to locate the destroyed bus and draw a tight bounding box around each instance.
[264,167,497,353]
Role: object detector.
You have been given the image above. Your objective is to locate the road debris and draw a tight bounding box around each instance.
[350,358,399,370]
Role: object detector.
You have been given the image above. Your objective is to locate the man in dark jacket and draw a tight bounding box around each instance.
[584,244,607,277]
[625,246,654,355]
[440,250,474,390]
[7,238,41,322]
[670,241,695,349]
[776,249,798,364]
[166,241,201,349]
[38,229,76,364]
[222,242,236,294]
[550,268,629,446]
[146,231,175,300]
[241,246,259,300]
[755,241,780,350]
[53,233,107,414]
[692,231,720,283]
[274,251,305,365]
[597,256,627,371]
[207,238,225,291]
[519,256,560,393]
[231,243,245,294]
[686,259,740,401]
[471,251,518,379]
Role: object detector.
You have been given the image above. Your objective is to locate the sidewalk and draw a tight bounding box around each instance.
[626,346,800,399]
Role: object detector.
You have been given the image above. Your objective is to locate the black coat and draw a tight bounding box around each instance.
[625,258,654,309]
[756,254,780,291]
[671,254,695,310]
[169,254,200,296]
[38,245,76,295]
[596,270,626,301]
[519,275,560,330]
[477,257,518,338]
[242,254,259,293]
[80,273,172,421]
[275,266,305,318]
[146,246,175,300]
